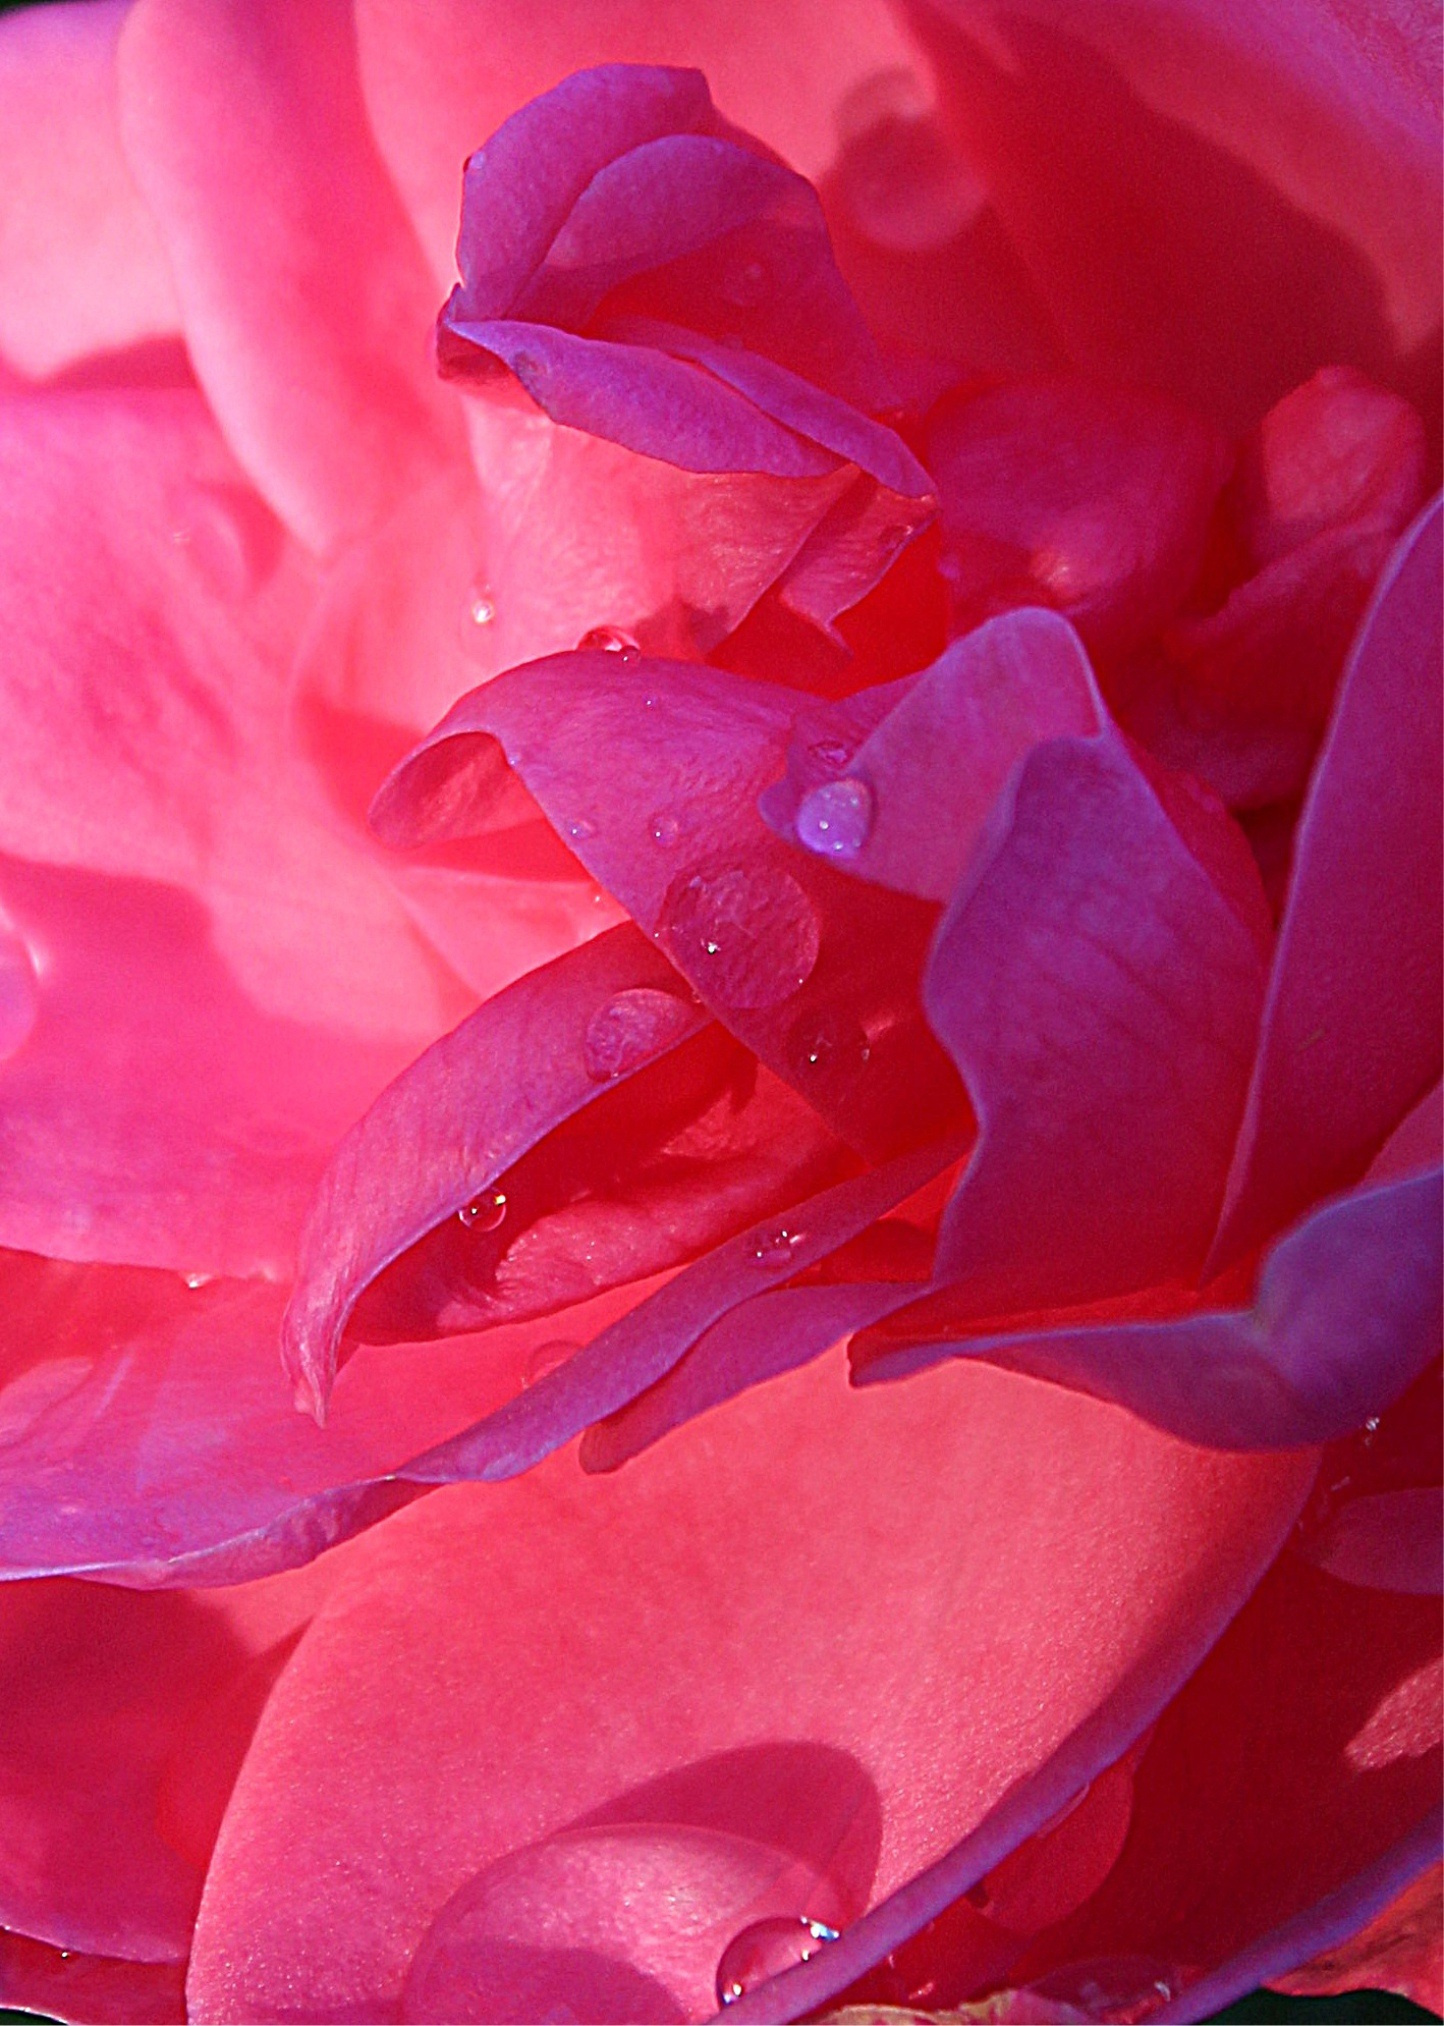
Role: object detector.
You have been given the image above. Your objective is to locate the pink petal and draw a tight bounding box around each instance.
[0,1933,186,2025]
[909,0,1441,432]
[115,0,463,553]
[927,377,1231,660]
[0,389,474,1275]
[0,0,180,381]
[183,1353,1312,2021]
[1294,1488,1443,1594]
[1271,1861,1443,2013]
[373,649,970,1162]
[1210,496,1442,1269]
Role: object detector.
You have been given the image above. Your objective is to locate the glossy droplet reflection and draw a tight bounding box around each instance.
[715,1917,839,2006]
[1025,1957,1181,2022]
[649,811,683,848]
[795,777,874,859]
[467,586,496,627]
[458,1191,507,1233]
[583,988,698,1083]
[576,625,640,659]
[565,817,596,841]
[0,920,40,1061]
[751,1227,805,1269]
[661,864,820,1011]
[785,1009,871,1080]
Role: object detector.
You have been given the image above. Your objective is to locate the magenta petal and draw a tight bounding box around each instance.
[923,724,1269,1311]
[0,1932,185,2025]
[855,1170,1443,1450]
[1211,497,1443,1269]
[1295,1489,1444,1595]
[373,650,970,1161]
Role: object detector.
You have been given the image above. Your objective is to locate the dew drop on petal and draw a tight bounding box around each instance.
[577,625,640,659]
[565,817,596,841]
[183,1272,213,1290]
[661,864,820,1010]
[795,777,874,859]
[521,1338,580,1388]
[785,1009,871,1081]
[1026,1957,1182,2023]
[583,987,698,1082]
[467,585,496,627]
[648,811,683,848]
[0,922,40,1062]
[458,1191,507,1233]
[751,1227,806,1269]
[715,1917,839,2007]
[808,738,855,771]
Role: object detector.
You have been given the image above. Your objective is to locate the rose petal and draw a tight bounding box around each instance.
[927,377,1231,660]
[183,1353,1312,2022]
[1295,1489,1444,1595]
[0,1932,186,2026]
[1210,496,1442,1270]
[373,650,970,1161]
[116,0,462,553]
[855,1171,1442,1450]
[0,0,180,382]
[1271,1861,1443,2014]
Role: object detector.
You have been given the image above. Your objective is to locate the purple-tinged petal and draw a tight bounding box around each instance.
[854,1171,1443,1450]
[399,1142,952,1488]
[373,651,971,1162]
[1295,1489,1444,1595]
[922,724,1270,1312]
[1211,496,1443,1271]
[766,608,1102,901]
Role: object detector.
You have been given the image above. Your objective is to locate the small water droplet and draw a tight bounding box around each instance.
[1026,1957,1180,2023]
[716,1917,838,2006]
[751,1226,806,1269]
[576,625,640,660]
[522,1339,579,1388]
[808,738,854,771]
[582,987,697,1082]
[785,1010,872,1080]
[467,586,496,627]
[458,1191,507,1233]
[0,920,40,1062]
[661,864,820,1010]
[512,349,540,377]
[183,1272,213,1290]
[648,811,682,848]
[721,256,769,310]
[565,816,596,841]
[795,776,874,859]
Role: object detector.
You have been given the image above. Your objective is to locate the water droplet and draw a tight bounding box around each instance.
[467,586,496,627]
[582,987,697,1082]
[0,920,39,1062]
[522,1339,579,1388]
[721,256,769,310]
[458,1191,507,1233]
[715,1917,838,2006]
[512,349,540,377]
[795,776,874,858]
[1026,1957,1180,2023]
[565,816,596,841]
[785,1010,871,1080]
[576,625,640,660]
[808,737,854,771]
[837,69,986,253]
[751,1227,806,1270]
[0,1358,94,1446]
[648,811,682,848]
[661,864,820,1010]
[183,1272,213,1290]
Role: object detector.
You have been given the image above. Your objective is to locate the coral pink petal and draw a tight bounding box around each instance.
[1211,497,1442,1270]
[0,389,473,1275]
[908,0,1441,432]
[115,0,462,553]
[0,0,180,382]
[354,0,933,290]
[184,1353,1313,2022]
[922,723,1269,1313]
[374,651,970,1161]
[926,377,1231,659]
[855,1170,1443,1450]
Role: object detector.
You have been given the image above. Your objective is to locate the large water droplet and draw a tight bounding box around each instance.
[0,1358,94,1446]
[715,1917,838,2006]
[837,69,985,253]
[522,1339,580,1388]
[458,1191,507,1233]
[0,921,40,1061]
[795,777,874,859]
[661,864,820,1011]
[583,987,697,1083]
[577,625,640,660]
[1026,1957,1181,2022]
[785,1009,871,1081]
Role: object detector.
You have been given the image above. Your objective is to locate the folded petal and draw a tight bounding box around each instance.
[116,0,462,553]
[0,0,180,381]
[183,1351,1312,2022]
[1211,496,1442,1269]
[373,649,970,1161]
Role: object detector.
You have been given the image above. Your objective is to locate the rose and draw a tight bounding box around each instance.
[0,3,1438,2025]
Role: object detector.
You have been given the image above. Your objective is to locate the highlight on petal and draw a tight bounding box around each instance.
[372,649,970,1162]
[1210,496,1443,1271]
[926,376,1231,660]
[182,1350,1312,2022]
[116,0,462,552]
[854,1169,1443,1452]
[0,0,180,381]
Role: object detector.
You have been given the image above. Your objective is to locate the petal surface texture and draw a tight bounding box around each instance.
[186,1356,1312,2022]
